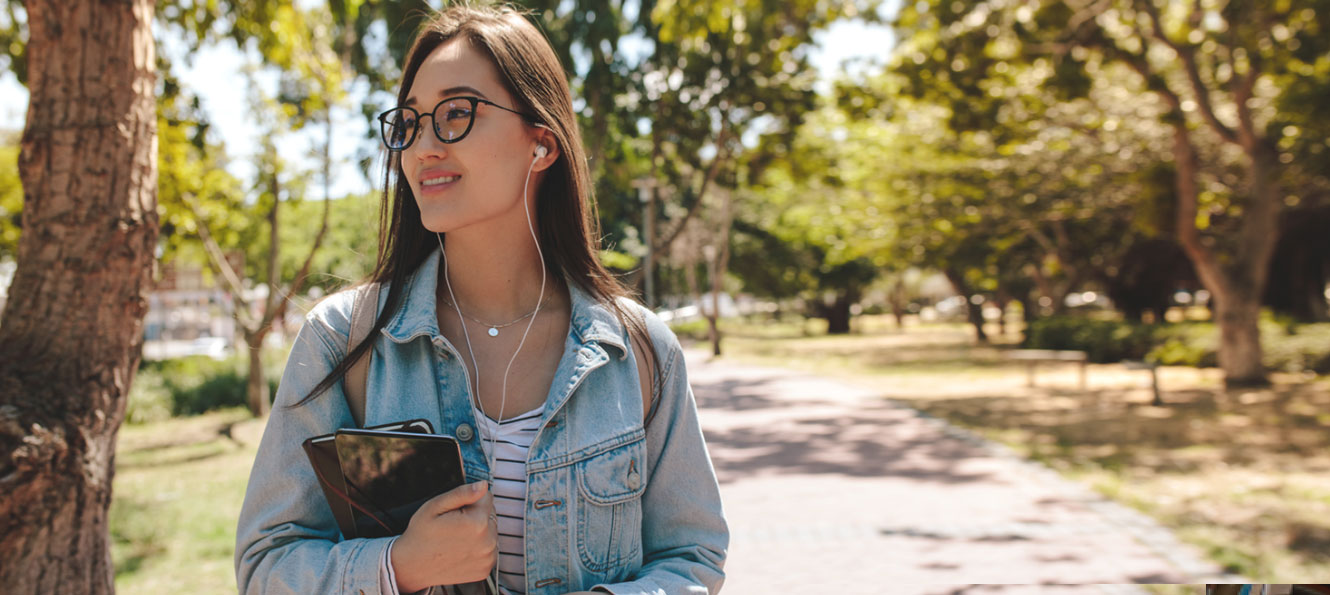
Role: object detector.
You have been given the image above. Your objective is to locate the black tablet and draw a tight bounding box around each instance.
[333,429,466,539]
[302,419,433,538]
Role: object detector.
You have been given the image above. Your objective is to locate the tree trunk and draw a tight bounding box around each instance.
[1114,10,1281,387]
[1214,292,1265,386]
[0,1,157,592]
[1168,124,1278,387]
[1264,208,1330,322]
[705,310,720,356]
[707,190,734,357]
[825,294,853,334]
[1020,298,1037,324]
[944,268,987,344]
[993,293,1009,337]
[965,296,988,343]
[245,331,270,417]
[889,277,907,330]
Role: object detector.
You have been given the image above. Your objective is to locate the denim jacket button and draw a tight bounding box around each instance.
[455,423,474,442]
[627,470,641,490]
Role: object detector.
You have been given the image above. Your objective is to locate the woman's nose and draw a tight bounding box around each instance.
[411,120,449,159]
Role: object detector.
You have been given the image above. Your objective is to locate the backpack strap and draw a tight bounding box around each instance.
[628,307,658,425]
[345,282,379,428]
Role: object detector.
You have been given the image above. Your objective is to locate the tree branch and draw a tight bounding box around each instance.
[1111,29,1221,288]
[262,166,281,331]
[653,120,732,253]
[1020,220,1058,256]
[271,167,332,328]
[1138,0,1239,145]
[1066,0,1114,35]
[1232,53,1261,152]
[182,193,257,331]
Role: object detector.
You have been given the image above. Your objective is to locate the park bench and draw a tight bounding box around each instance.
[1004,349,1088,390]
[1121,359,1163,406]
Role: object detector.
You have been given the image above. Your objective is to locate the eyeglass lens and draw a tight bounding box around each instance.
[381,97,478,150]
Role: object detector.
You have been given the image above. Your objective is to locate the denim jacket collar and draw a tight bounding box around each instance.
[381,247,628,357]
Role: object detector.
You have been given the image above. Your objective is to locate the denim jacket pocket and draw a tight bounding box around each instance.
[574,435,647,573]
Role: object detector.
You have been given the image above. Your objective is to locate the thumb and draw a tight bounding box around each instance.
[426,481,488,515]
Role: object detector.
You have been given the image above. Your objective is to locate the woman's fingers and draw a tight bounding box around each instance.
[394,483,499,589]
[465,491,495,522]
[424,480,488,516]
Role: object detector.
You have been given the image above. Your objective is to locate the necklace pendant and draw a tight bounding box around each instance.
[487,327,499,337]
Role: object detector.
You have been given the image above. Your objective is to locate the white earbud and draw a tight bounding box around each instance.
[535,145,548,158]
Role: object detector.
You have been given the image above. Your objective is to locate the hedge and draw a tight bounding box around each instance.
[1023,316,1330,374]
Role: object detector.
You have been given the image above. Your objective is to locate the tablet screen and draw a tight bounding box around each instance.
[334,430,466,538]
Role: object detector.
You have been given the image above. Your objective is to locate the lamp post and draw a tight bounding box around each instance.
[633,178,657,309]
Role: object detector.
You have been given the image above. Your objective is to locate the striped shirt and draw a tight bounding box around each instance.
[379,404,544,595]
[477,403,544,595]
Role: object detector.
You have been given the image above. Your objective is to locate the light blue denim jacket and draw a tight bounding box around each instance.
[234,248,728,594]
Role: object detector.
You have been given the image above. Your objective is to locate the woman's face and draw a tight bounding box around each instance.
[400,39,547,234]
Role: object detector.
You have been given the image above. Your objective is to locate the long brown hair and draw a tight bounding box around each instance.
[297,4,660,412]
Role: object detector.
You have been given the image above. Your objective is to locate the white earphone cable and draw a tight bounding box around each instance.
[436,147,547,595]
[437,149,546,454]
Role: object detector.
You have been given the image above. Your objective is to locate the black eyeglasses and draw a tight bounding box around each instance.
[377,96,535,151]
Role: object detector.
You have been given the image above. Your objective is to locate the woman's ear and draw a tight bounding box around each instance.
[531,127,560,171]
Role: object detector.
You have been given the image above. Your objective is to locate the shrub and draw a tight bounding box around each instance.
[1263,323,1330,374]
[142,356,249,416]
[125,370,173,424]
[668,319,712,342]
[127,346,292,419]
[1023,316,1155,363]
[1149,323,1219,367]
[1028,316,1330,374]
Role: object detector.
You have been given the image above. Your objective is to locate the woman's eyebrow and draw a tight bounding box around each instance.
[404,86,490,107]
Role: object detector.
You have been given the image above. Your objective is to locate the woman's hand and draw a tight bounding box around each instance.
[390,481,498,592]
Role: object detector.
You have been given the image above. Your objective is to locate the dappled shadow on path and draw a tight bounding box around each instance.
[691,377,800,412]
[892,377,1330,570]
[705,418,998,485]
[690,371,999,485]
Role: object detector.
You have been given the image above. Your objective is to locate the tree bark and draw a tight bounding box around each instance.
[944,268,987,344]
[0,0,158,592]
[993,293,1009,338]
[1122,1,1280,386]
[1167,122,1277,387]
[245,330,270,417]
[889,277,907,331]
[825,293,854,335]
[706,191,734,356]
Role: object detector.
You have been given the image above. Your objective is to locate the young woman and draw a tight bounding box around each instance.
[234,5,728,595]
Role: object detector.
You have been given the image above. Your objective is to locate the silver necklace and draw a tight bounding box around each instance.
[439,296,538,337]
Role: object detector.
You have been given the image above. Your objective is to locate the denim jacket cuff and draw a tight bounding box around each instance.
[587,579,667,595]
[343,536,395,594]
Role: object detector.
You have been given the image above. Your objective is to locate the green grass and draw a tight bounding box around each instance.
[112,407,262,594]
[696,317,1020,380]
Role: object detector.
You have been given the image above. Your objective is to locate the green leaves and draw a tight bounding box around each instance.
[0,2,26,85]
[0,141,19,259]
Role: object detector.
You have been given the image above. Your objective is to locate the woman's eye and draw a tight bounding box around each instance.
[400,116,418,128]
[445,108,472,121]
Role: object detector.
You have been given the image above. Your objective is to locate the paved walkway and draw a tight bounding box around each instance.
[686,350,1239,594]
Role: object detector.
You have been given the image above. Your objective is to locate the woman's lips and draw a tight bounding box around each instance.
[418,173,460,195]
[422,174,460,187]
